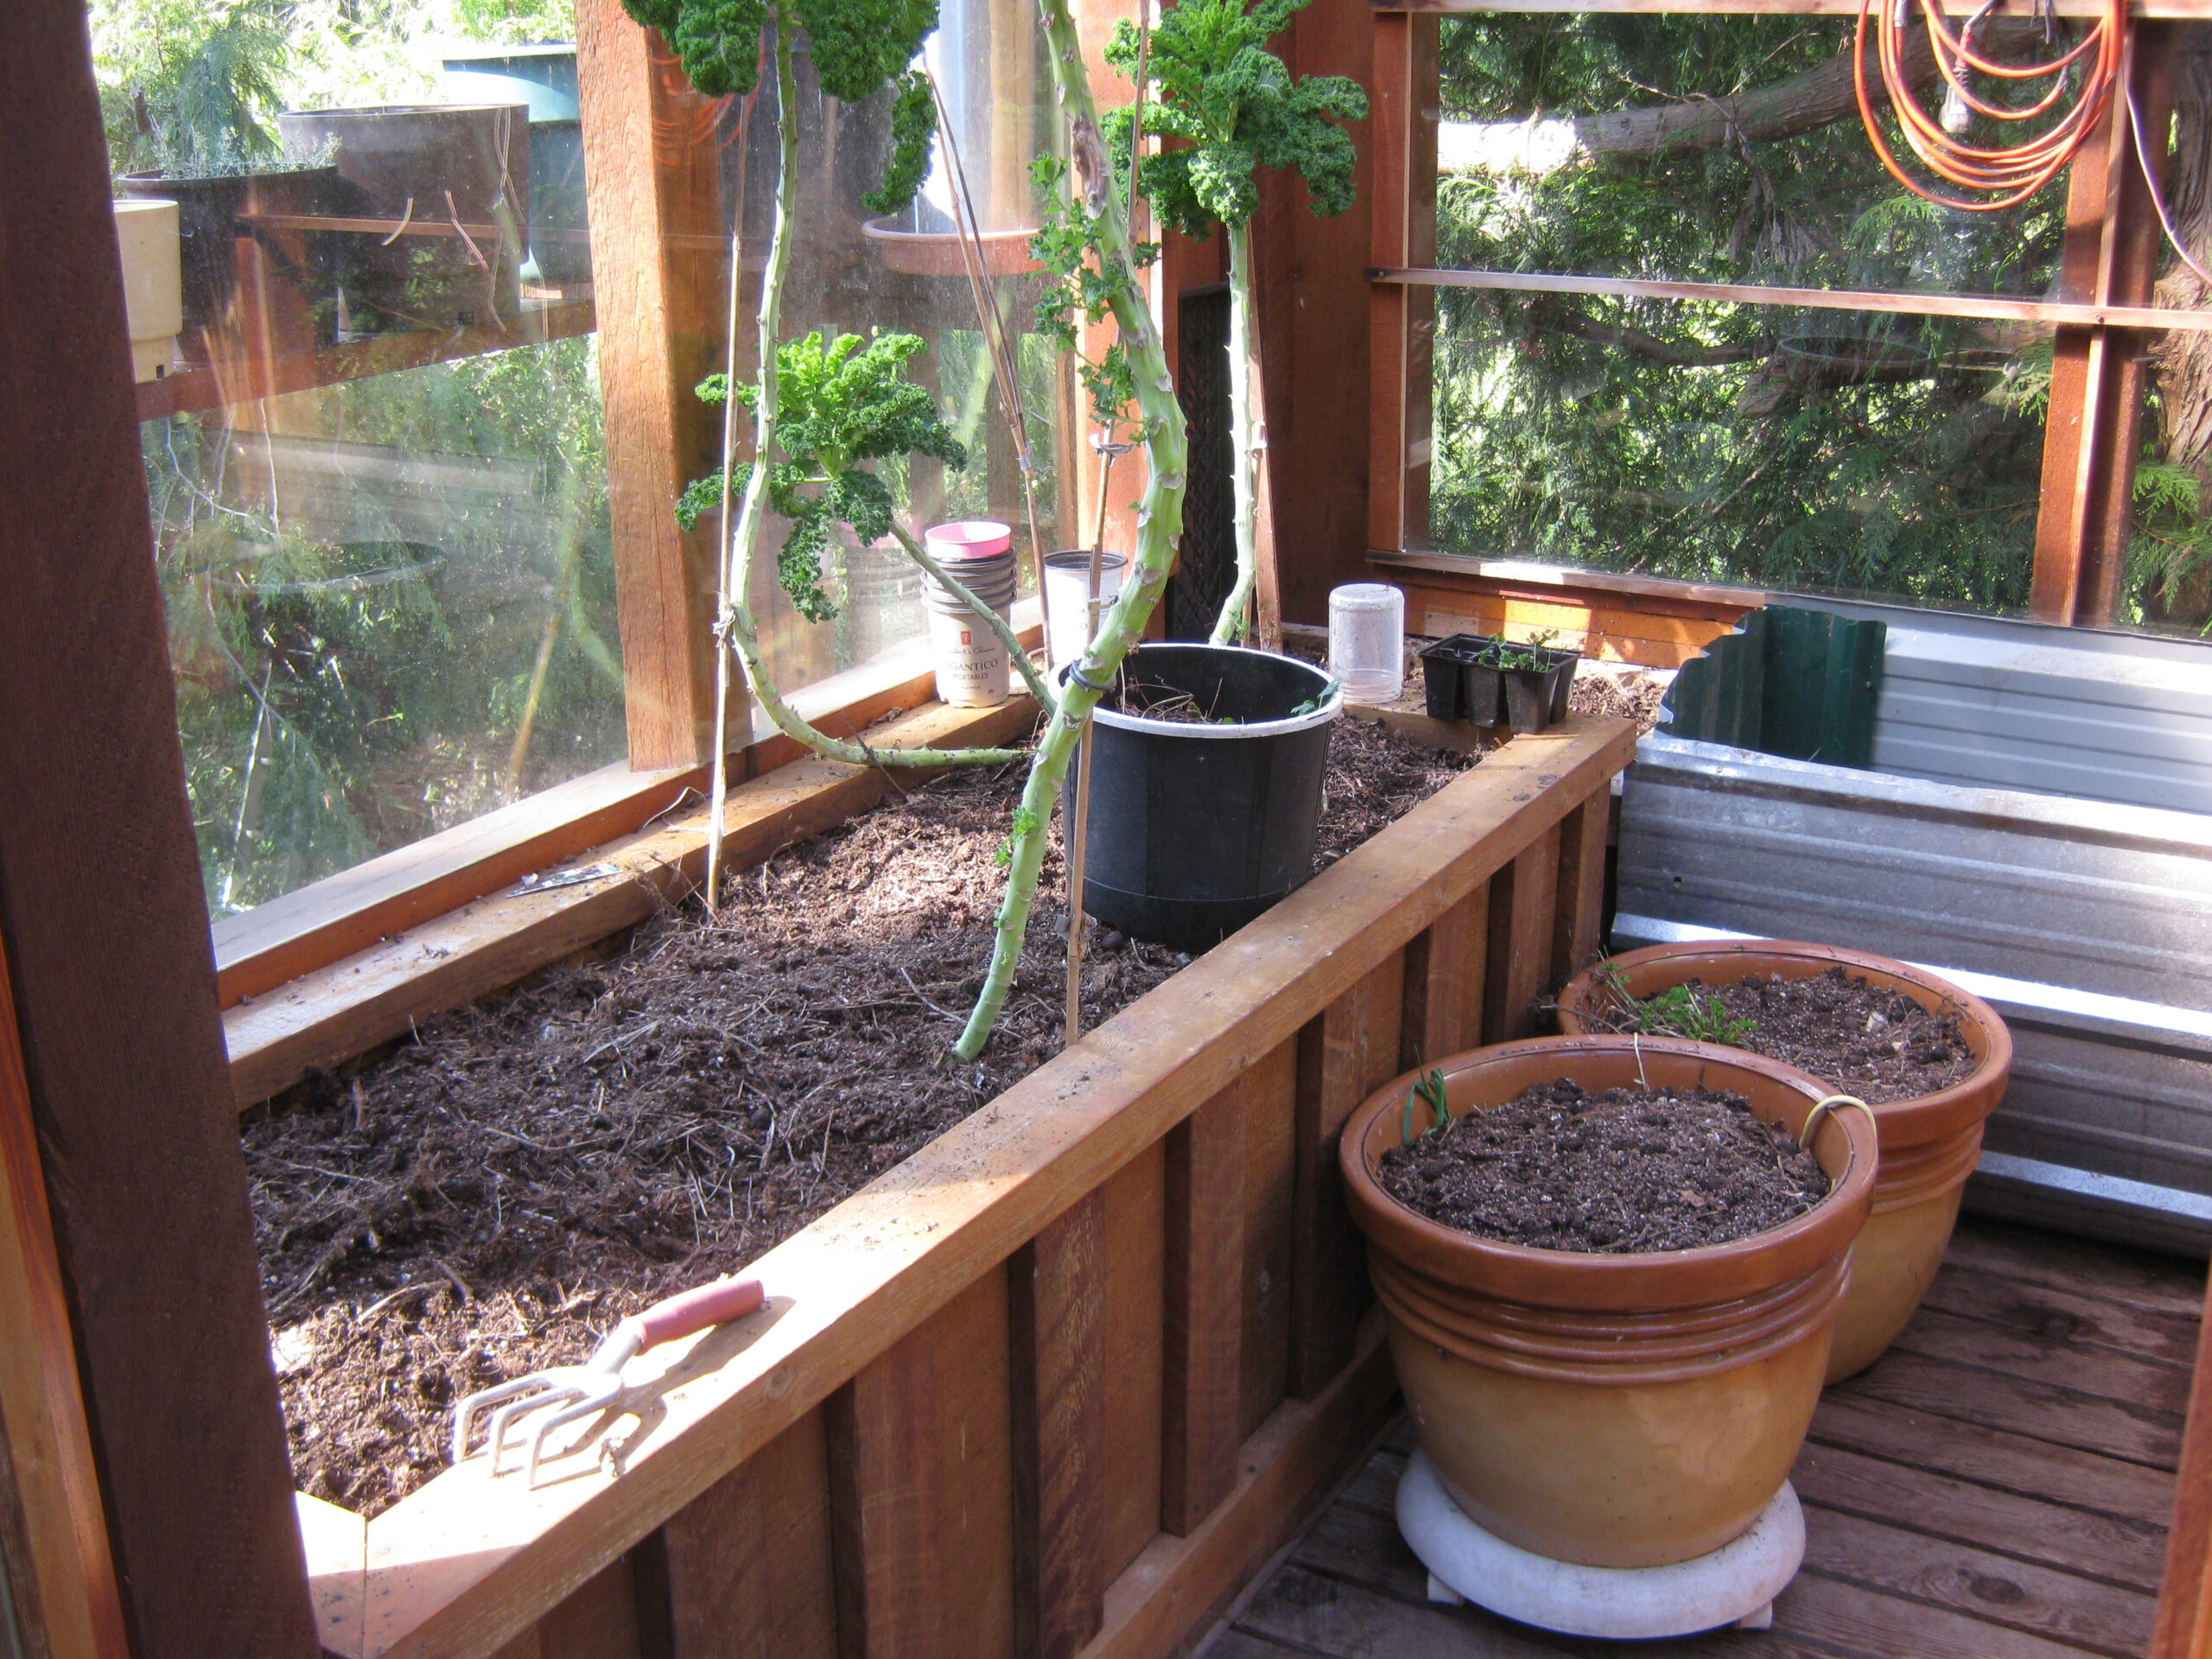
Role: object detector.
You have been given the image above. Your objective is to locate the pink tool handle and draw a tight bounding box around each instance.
[633,1278,765,1349]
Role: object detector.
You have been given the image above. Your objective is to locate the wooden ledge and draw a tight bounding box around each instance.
[1370,549,1766,613]
[224,695,1040,1108]
[214,614,1040,1012]
[340,717,1634,1659]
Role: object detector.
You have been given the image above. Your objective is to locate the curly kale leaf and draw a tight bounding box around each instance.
[621,0,768,98]
[624,0,938,210]
[774,492,840,622]
[864,71,938,216]
[678,330,964,620]
[1028,156,1160,433]
[675,462,753,531]
[776,331,967,474]
[1102,0,1368,238]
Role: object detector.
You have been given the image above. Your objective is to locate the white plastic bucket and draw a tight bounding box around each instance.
[112,198,181,383]
[1044,550,1128,667]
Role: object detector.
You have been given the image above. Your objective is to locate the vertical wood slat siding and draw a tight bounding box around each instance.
[643,1408,838,1659]
[417,723,1633,1659]
[1100,1147,1167,1586]
[1288,958,1408,1400]
[1237,1043,1301,1442]
[1010,1195,1108,1659]
[1484,823,1562,1043]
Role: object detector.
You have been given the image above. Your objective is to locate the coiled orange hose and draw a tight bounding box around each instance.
[1853,0,2126,211]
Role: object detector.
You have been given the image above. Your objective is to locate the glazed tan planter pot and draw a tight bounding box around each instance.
[1556,941,2012,1382]
[1340,1036,1876,1569]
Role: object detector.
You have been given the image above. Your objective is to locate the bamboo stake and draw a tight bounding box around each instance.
[703,71,756,915]
[1065,10,1149,1049]
[925,69,1053,640]
[1064,442,1119,1046]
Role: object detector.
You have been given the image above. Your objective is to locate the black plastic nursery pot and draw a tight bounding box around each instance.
[1069,644,1342,953]
[118,167,343,358]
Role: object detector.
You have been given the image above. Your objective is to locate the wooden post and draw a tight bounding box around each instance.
[577,0,735,770]
[2030,29,2177,626]
[0,5,321,1654]
[0,934,126,1659]
[1255,0,1396,626]
[1366,10,1438,566]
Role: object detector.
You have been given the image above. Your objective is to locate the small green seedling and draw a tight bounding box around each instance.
[1401,1065,1450,1146]
[1581,960,1758,1046]
[1633,983,1758,1046]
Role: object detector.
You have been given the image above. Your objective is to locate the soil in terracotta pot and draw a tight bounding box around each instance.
[1597,965,1979,1104]
[1377,1078,1829,1253]
[247,716,1478,1516]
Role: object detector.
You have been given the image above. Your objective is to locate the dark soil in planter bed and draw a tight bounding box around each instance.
[1377,1079,1829,1253]
[1601,966,1979,1104]
[249,716,1480,1515]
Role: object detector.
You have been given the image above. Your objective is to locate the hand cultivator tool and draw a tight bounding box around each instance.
[451,1276,765,1483]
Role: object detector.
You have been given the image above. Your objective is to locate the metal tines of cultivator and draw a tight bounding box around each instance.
[451,1276,765,1484]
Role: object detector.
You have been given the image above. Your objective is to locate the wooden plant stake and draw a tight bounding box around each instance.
[1064,442,1121,1046]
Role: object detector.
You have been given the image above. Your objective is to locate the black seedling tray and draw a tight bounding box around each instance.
[1417,634,1503,723]
[1420,635,1581,732]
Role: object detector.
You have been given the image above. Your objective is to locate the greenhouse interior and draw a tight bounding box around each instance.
[5,0,2212,1654]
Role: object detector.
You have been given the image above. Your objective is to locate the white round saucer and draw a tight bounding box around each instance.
[1395,1448,1803,1638]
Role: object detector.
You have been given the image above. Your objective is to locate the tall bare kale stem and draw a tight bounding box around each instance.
[950,0,1191,1061]
[718,6,1027,773]
[1210,215,1261,645]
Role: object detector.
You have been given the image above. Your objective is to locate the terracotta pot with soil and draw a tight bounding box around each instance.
[1339,1035,1876,1569]
[1555,941,2011,1382]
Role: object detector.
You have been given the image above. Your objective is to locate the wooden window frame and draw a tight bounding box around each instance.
[1366,0,2208,629]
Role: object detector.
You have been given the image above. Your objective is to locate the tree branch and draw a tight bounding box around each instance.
[1443,21,2047,173]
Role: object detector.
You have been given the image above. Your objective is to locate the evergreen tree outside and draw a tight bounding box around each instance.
[1422,14,2160,620]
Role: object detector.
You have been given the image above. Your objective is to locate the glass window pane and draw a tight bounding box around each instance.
[1436,15,2070,301]
[1427,291,2052,613]
[101,0,1079,919]
[148,340,624,912]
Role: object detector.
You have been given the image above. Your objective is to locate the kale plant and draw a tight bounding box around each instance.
[625,0,1191,1058]
[1103,0,1364,643]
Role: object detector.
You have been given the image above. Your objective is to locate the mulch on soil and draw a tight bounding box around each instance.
[1376,1078,1831,1253]
[250,714,1479,1516]
[1593,966,1980,1104]
[1568,670,1668,734]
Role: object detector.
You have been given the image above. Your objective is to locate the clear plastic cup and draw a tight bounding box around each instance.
[1329,583,1405,705]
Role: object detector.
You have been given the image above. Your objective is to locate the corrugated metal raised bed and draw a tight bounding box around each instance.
[1613,732,2212,1252]
[1796,597,2212,817]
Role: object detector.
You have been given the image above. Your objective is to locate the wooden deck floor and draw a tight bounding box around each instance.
[1200,1217,2204,1659]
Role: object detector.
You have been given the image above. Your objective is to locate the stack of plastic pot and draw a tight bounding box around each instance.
[922,521,1019,707]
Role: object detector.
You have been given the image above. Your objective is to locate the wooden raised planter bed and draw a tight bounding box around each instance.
[297,713,1636,1659]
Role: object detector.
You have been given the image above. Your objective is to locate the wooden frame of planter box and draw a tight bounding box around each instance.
[292,714,1635,1659]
